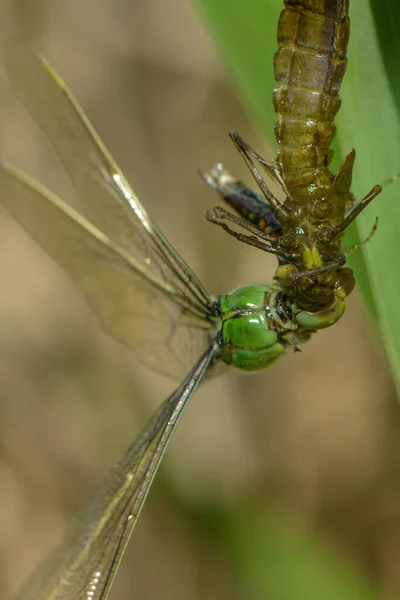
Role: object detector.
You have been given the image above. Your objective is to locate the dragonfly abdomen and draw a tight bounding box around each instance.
[273,0,349,190]
[200,163,282,235]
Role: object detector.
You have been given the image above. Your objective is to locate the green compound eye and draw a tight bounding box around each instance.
[220,310,286,370]
[218,285,296,370]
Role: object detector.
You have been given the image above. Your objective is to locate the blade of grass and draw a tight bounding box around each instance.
[194,0,280,134]
[224,508,380,600]
[337,2,400,389]
[178,497,380,600]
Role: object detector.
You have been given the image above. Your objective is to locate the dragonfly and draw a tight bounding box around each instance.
[1,1,383,598]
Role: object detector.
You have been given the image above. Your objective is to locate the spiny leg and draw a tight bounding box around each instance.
[347,217,379,257]
[200,163,282,235]
[230,131,292,198]
[229,131,290,222]
[321,184,382,243]
[274,258,346,283]
[206,206,291,261]
[207,206,280,244]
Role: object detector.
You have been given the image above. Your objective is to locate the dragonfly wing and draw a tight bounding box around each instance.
[16,343,218,600]
[4,40,210,319]
[0,164,214,379]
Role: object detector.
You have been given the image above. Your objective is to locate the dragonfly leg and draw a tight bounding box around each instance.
[206,206,292,262]
[319,184,382,243]
[346,217,379,257]
[200,163,282,235]
[229,131,291,222]
[274,257,346,283]
[231,132,292,196]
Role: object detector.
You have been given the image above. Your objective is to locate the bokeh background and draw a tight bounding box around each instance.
[0,0,399,599]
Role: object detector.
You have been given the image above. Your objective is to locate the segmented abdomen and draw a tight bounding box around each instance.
[274,0,349,190]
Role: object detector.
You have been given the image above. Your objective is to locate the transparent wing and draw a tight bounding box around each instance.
[2,40,215,379]
[15,343,218,600]
[0,164,213,379]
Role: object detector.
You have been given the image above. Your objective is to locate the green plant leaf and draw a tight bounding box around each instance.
[194,0,280,134]
[337,2,400,389]
[184,499,379,600]
[225,508,379,600]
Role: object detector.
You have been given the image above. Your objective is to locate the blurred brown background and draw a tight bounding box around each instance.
[0,0,399,599]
